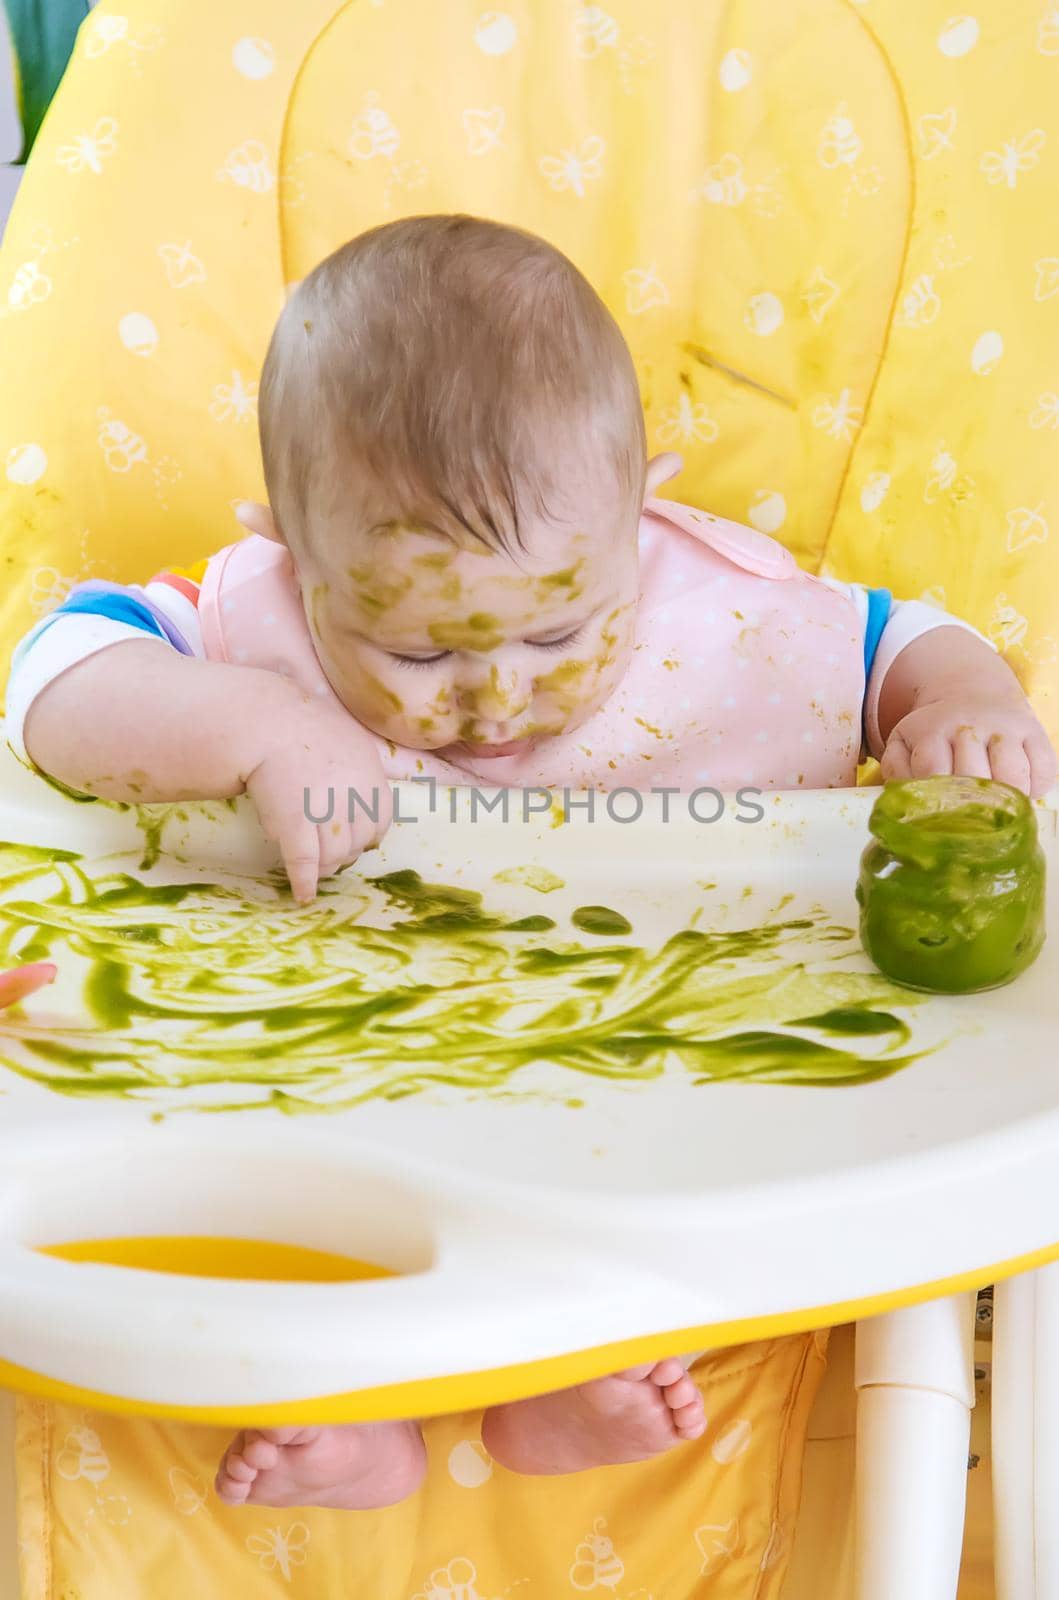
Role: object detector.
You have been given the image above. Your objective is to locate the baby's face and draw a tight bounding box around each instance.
[297,493,640,761]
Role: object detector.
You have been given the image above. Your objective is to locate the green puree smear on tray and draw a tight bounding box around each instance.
[0,839,928,1114]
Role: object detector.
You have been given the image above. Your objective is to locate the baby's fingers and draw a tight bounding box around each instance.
[1026,731,1058,799]
[951,728,993,782]
[908,732,954,779]
[281,821,321,904]
[880,734,913,784]
[316,816,358,884]
[0,962,57,1009]
[985,734,1031,795]
[251,785,321,903]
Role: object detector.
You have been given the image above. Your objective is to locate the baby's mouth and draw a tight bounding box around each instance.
[447,737,532,759]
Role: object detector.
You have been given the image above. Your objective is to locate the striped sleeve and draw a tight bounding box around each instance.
[5,568,208,767]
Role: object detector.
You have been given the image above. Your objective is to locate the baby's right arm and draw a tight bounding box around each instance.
[21,639,389,902]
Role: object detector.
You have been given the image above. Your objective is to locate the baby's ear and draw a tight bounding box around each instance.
[234,500,283,542]
[644,452,683,499]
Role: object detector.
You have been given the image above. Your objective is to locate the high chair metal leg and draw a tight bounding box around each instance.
[854,1293,976,1600]
[994,1263,1059,1599]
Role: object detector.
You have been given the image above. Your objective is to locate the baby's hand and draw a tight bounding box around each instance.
[0,963,57,1009]
[244,700,393,903]
[881,696,1057,797]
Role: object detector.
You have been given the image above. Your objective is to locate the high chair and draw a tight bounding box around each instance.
[0,3,1057,1597]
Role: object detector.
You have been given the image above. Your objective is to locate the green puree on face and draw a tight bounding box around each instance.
[857,777,1047,994]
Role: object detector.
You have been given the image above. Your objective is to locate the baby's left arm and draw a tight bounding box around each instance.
[875,624,1057,797]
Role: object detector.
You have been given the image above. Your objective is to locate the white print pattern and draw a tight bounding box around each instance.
[718,49,752,92]
[462,107,505,155]
[56,1427,110,1484]
[6,443,48,484]
[657,396,718,446]
[232,38,276,79]
[209,370,258,422]
[917,108,957,159]
[539,135,605,197]
[83,12,164,65]
[744,291,784,335]
[473,12,518,56]
[349,93,401,160]
[747,490,787,532]
[1006,504,1050,553]
[1030,393,1059,430]
[216,140,274,192]
[28,566,77,613]
[920,584,948,609]
[1040,5,1059,53]
[980,130,1046,188]
[382,158,429,212]
[118,312,159,357]
[411,1555,498,1599]
[4,259,53,313]
[971,331,1004,374]
[989,594,1029,650]
[622,264,668,315]
[1034,259,1059,302]
[896,274,941,327]
[690,154,783,217]
[698,153,747,206]
[712,1417,753,1462]
[158,240,207,288]
[574,6,619,57]
[925,443,975,504]
[937,15,980,56]
[818,105,862,169]
[801,267,839,323]
[56,118,118,174]
[84,1493,132,1528]
[617,33,656,93]
[812,389,862,441]
[168,1466,209,1515]
[246,1523,311,1583]
[569,1517,625,1590]
[447,1440,493,1487]
[694,1518,739,1576]
[96,408,148,473]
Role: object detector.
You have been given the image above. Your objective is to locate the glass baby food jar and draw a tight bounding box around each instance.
[857,776,1046,993]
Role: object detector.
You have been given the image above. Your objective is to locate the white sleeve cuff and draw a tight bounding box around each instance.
[5,614,169,767]
[864,600,994,758]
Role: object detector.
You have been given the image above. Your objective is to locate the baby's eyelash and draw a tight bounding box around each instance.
[532,626,585,653]
[392,652,451,670]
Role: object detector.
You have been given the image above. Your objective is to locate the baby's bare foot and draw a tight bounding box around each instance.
[215,1422,426,1509]
[480,1359,706,1475]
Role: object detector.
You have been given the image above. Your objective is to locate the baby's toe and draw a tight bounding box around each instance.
[673,1402,707,1438]
[221,1452,257,1485]
[661,1373,699,1412]
[648,1358,686,1388]
[215,1464,253,1504]
[241,1435,280,1472]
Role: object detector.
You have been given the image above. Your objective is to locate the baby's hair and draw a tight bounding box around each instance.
[258,214,646,555]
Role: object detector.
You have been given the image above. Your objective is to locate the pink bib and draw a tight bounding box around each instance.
[199,500,864,791]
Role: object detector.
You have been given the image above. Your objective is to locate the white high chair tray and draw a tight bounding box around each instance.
[0,732,1056,1413]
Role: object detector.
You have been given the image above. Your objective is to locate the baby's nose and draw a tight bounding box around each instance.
[459,662,532,720]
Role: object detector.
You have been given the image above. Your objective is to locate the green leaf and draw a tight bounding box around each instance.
[2,0,89,162]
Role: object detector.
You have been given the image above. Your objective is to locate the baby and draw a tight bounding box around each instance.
[7,215,1055,1511]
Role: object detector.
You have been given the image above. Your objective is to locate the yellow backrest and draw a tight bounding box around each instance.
[1,0,1056,743]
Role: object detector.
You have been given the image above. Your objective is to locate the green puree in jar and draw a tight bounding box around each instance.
[857,777,1046,993]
